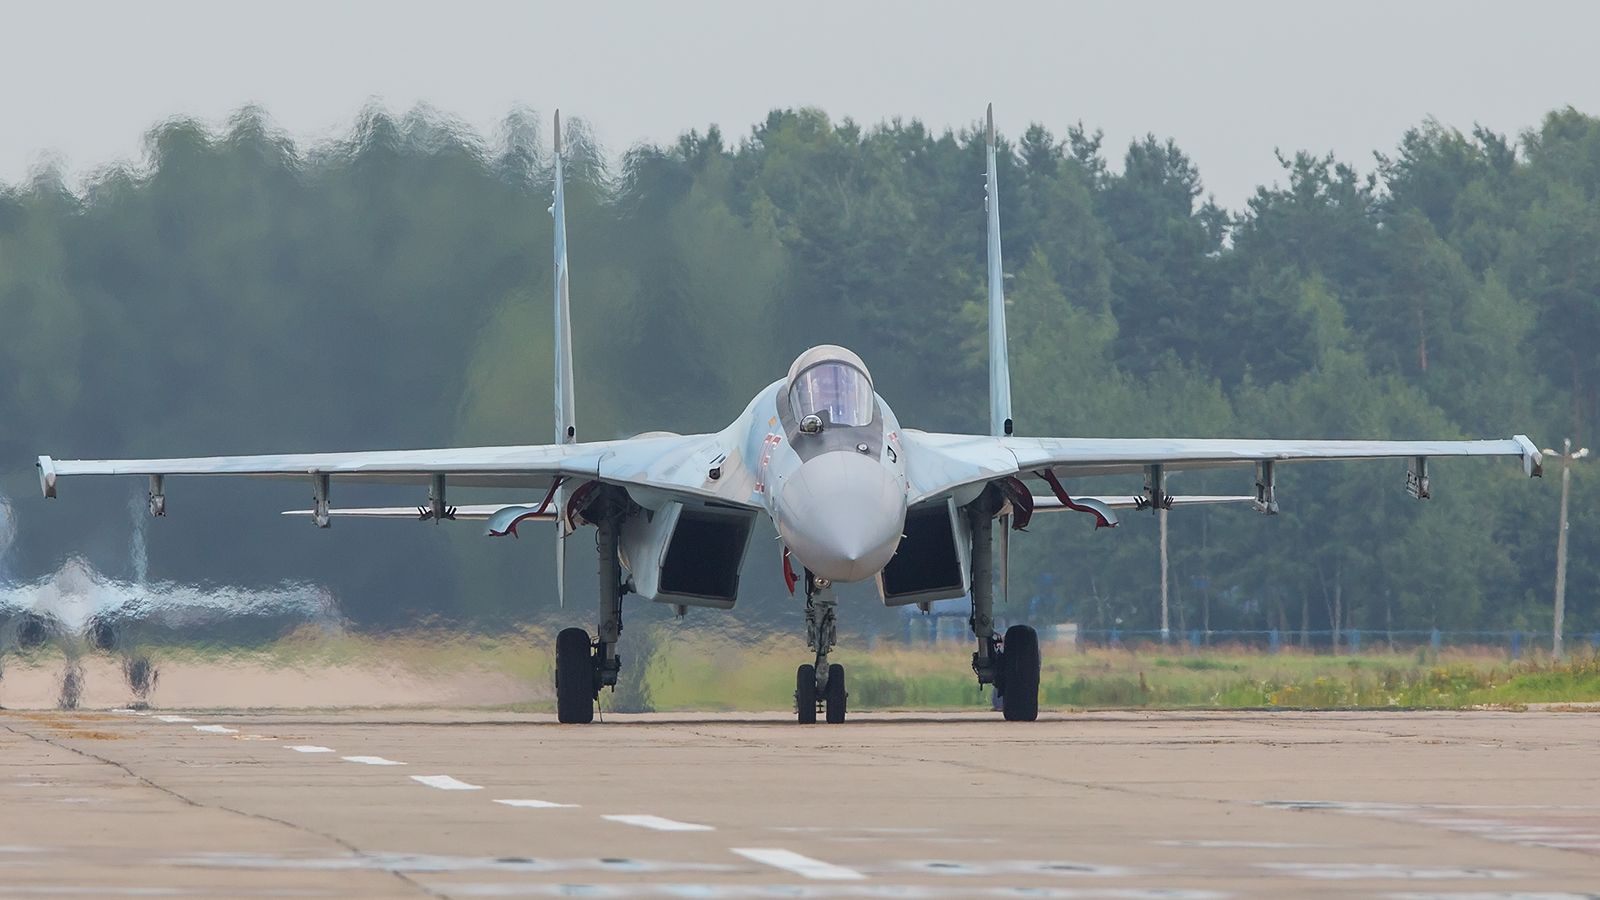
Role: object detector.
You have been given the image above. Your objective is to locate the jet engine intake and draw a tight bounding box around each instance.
[877,498,970,607]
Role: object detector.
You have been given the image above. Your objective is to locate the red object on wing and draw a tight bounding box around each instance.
[1036,468,1116,529]
[1001,475,1034,530]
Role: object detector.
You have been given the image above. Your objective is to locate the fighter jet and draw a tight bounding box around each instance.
[36,108,1543,724]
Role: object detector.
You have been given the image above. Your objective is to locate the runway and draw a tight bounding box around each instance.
[2,708,1598,898]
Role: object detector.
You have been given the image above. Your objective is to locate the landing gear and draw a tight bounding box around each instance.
[794,573,847,723]
[796,664,817,724]
[825,663,847,724]
[555,627,594,724]
[794,662,847,724]
[966,490,1001,690]
[554,485,631,725]
[965,486,1041,722]
[998,624,1040,722]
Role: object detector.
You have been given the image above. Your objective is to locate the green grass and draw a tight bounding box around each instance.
[45,626,1600,711]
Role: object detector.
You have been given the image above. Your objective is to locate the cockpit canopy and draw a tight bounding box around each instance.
[786,345,875,428]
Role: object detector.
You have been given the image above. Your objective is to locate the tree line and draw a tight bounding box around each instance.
[0,103,1594,640]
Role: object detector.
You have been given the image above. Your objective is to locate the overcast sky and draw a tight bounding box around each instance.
[4,0,1597,211]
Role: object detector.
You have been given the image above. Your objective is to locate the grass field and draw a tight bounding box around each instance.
[639,630,1600,712]
[20,625,1600,711]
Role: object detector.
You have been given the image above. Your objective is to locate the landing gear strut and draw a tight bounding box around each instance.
[967,486,1040,722]
[795,573,847,723]
[554,486,629,725]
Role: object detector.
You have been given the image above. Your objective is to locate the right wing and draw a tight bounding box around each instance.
[39,431,761,520]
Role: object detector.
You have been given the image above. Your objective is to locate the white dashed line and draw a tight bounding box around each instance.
[1258,862,1525,880]
[193,725,238,734]
[342,756,406,766]
[286,746,335,753]
[732,848,865,880]
[495,799,580,808]
[411,775,483,791]
[603,814,714,832]
[156,716,195,723]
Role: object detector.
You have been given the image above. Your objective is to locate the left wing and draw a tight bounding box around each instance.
[901,430,1543,507]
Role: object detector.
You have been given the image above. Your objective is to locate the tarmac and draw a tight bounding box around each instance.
[2,707,1599,898]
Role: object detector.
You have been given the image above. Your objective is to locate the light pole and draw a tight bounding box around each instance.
[1160,506,1169,644]
[1544,439,1589,660]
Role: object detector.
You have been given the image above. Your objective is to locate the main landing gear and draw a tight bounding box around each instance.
[795,574,847,724]
[968,488,1041,722]
[555,486,628,725]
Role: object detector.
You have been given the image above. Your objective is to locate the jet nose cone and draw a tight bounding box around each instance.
[775,451,905,584]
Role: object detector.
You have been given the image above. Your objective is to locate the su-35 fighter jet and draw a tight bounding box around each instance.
[37,108,1544,724]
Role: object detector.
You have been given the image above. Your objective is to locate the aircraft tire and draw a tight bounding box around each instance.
[825,663,847,724]
[796,664,819,723]
[555,627,595,724]
[1001,625,1040,722]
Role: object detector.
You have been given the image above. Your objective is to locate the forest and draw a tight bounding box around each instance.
[0,103,1595,643]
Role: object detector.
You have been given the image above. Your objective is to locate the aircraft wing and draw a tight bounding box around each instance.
[38,431,760,516]
[900,430,1543,506]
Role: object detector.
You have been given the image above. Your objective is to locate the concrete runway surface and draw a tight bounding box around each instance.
[2,708,1598,899]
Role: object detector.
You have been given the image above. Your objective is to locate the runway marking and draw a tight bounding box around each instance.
[428,887,1228,899]
[0,889,196,896]
[825,832,998,839]
[731,848,864,880]
[890,860,1139,878]
[604,814,715,832]
[772,827,938,834]
[1157,840,1343,849]
[170,850,738,873]
[192,725,238,734]
[155,716,195,723]
[1385,894,1600,900]
[342,755,406,765]
[1258,862,1525,880]
[494,799,580,808]
[1264,801,1600,857]
[286,745,335,753]
[412,775,484,790]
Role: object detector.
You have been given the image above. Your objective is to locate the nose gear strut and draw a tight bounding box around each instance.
[796,571,847,723]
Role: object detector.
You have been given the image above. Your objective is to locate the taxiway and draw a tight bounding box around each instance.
[2,708,1598,898]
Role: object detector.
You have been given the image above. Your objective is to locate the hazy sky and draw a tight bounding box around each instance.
[4,1,1597,211]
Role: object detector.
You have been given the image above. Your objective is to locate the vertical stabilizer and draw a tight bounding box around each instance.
[552,110,575,606]
[985,104,1013,438]
[553,111,577,447]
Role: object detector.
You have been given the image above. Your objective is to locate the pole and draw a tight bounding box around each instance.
[1555,439,1572,660]
[1160,506,1170,644]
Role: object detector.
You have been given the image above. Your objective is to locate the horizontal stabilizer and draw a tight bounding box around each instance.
[1032,494,1255,512]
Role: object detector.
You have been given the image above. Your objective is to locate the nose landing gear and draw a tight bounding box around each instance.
[795,575,847,723]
